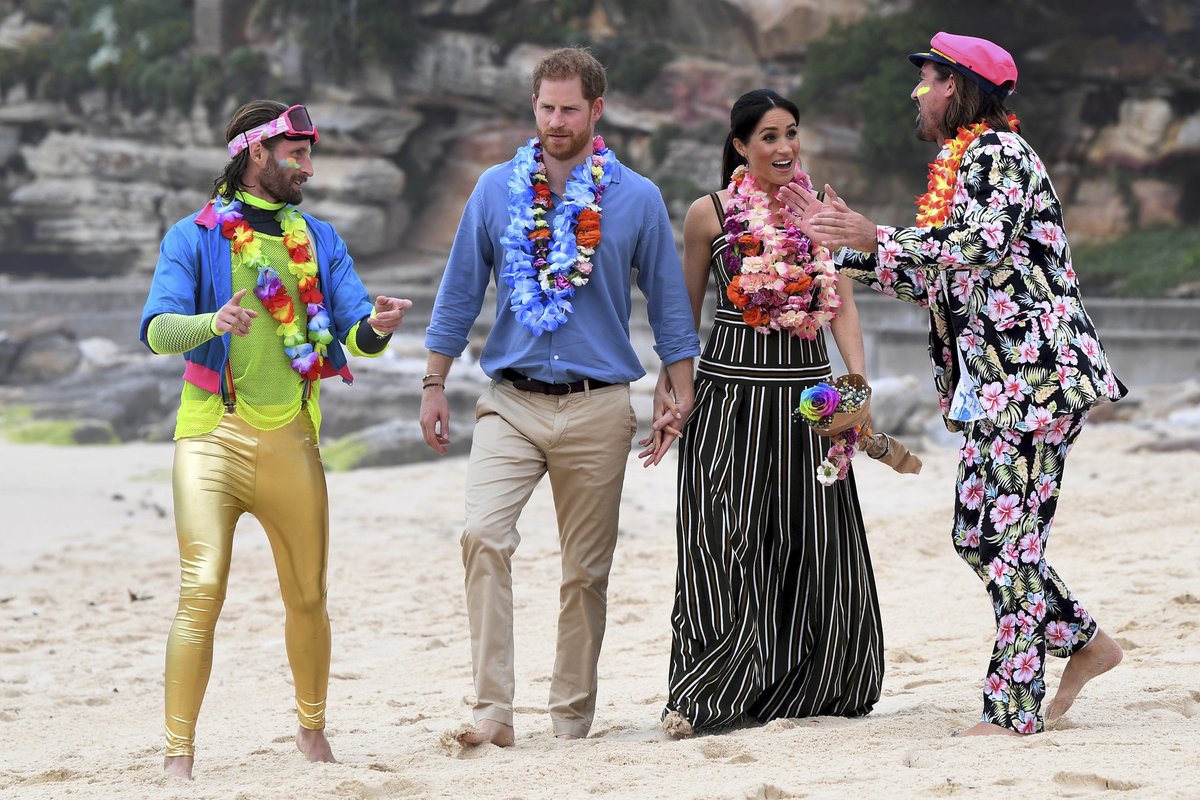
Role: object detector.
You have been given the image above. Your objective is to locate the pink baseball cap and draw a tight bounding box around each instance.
[909,32,1018,97]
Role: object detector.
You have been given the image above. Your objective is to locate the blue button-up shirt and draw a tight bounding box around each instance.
[425,156,700,383]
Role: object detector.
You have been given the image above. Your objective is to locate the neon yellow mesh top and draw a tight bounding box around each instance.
[146,191,384,441]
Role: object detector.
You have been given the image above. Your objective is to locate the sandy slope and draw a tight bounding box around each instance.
[1,421,1198,799]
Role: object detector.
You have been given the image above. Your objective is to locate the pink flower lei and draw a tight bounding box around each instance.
[722,165,840,339]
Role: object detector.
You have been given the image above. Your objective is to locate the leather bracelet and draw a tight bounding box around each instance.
[422,382,445,390]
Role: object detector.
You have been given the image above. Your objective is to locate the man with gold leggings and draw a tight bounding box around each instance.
[139,100,411,779]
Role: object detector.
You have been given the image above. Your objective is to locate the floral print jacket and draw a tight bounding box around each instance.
[839,129,1127,432]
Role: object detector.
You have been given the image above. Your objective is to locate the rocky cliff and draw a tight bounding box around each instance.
[1,0,1197,281]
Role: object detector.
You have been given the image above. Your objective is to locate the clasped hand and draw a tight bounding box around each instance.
[637,370,693,468]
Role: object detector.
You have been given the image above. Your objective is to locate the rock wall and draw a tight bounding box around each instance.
[0,0,1197,281]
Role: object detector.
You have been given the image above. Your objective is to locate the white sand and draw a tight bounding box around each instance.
[2,421,1198,799]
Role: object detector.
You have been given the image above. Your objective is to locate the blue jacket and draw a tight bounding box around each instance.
[139,200,373,393]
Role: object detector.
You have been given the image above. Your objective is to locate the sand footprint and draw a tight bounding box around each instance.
[1123,689,1199,718]
[699,738,757,764]
[393,714,430,725]
[743,783,799,799]
[334,778,423,799]
[20,767,83,785]
[1052,771,1141,792]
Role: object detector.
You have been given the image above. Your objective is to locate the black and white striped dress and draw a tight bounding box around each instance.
[665,194,883,730]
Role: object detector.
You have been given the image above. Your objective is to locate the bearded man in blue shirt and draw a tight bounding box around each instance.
[420,47,700,747]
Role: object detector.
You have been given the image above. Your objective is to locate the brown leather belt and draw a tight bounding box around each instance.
[501,368,613,396]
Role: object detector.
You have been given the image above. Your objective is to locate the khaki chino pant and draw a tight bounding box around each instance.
[462,380,636,738]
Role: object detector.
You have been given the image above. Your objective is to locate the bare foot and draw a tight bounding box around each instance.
[457,718,515,747]
[556,733,579,741]
[1046,628,1123,724]
[662,710,694,738]
[295,725,337,763]
[956,722,1022,737]
[164,755,194,779]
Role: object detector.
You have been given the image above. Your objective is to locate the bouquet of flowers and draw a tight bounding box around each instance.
[795,375,871,486]
[795,374,922,486]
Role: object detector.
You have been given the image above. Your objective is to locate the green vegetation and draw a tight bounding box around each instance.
[493,0,592,50]
[260,0,425,80]
[796,11,937,177]
[590,39,673,96]
[319,436,368,472]
[0,405,118,445]
[609,0,668,23]
[796,1,1057,179]
[1073,228,1200,297]
[0,0,269,112]
[130,467,173,483]
[649,123,681,165]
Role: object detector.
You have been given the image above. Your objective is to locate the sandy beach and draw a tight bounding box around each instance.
[2,419,1198,799]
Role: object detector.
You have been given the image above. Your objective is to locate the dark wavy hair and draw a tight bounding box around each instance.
[720,89,800,187]
[211,100,290,201]
[932,63,1016,139]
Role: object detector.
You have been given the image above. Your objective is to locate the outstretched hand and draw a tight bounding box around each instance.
[214,288,258,336]
[369,296,413,336]
[780,183,877,253]
[778,180,826,234]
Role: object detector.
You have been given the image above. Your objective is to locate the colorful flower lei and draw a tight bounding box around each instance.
[722,165,840,339]
[212,197,332,380]
[916,114,1021,227]
[500,135,615,335]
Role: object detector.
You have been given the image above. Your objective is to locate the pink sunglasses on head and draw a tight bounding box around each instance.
[227,104,319,158]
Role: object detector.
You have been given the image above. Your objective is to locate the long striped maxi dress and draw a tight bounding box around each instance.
[664,194,884,731]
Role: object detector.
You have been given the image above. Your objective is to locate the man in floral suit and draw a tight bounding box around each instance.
[782,32,1127,736]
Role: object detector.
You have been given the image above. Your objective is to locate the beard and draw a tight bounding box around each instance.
[913,104,945,143]
[260,157,305,205]
[914,109,933,142]
[537,124,593,161]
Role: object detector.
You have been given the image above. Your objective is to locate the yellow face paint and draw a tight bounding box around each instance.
[916,86,931,97]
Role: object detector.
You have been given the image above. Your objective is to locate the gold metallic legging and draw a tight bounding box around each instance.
[164,410,330,758]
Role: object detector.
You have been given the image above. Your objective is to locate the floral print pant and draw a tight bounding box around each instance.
[953,411,1096,733]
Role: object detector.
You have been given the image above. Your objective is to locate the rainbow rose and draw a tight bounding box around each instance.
[797,382,841,424]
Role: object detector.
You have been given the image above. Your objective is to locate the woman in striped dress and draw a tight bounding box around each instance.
[655,89,883,733]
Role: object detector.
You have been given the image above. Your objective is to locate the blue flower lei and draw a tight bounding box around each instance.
[499,135,615,335]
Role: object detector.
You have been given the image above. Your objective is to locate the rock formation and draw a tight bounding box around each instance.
[0,0,1196,280]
